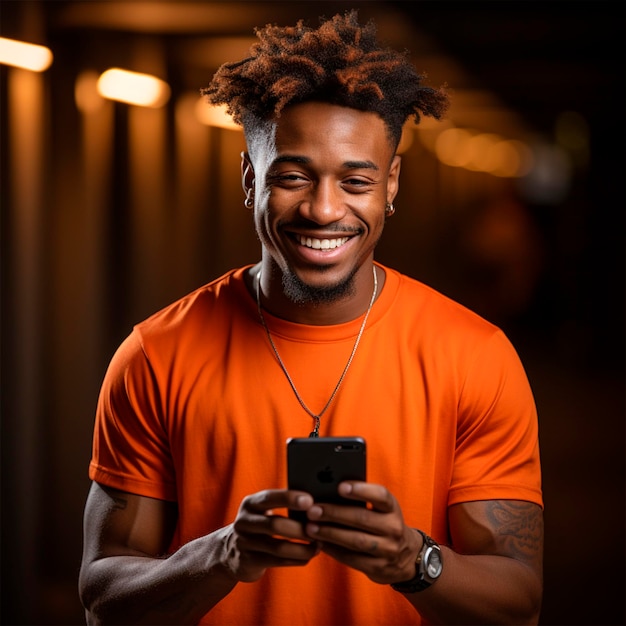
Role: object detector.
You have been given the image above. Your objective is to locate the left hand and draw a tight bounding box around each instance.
[303,481,421,584]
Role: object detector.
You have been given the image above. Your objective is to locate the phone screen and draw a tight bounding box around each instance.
[287,436,366,521]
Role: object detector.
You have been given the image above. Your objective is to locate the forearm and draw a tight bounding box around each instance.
[401,548,542,625]
[80,527,237,625]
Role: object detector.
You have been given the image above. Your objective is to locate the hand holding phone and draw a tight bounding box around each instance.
[287,437,366,523]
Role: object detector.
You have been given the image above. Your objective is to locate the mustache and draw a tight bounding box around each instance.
[279,219,363,234]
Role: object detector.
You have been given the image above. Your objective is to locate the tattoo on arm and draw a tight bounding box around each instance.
[485,501,543,562]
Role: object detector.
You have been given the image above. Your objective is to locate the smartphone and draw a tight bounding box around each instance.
[287,436,366,522]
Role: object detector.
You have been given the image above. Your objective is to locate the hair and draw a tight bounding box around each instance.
[201,10,449,149]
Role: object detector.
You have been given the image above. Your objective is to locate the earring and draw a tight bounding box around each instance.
[385,202,395,217]
[244,178,255,209]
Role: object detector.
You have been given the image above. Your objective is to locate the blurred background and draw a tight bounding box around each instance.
[1,1,624,624]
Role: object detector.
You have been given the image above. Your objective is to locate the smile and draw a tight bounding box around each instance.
[296,235,350,250]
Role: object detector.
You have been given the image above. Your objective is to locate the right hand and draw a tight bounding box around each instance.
[223,489,320,582]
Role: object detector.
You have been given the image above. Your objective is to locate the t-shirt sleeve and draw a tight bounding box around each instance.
[449,329,543,508]
[88,329,177,501]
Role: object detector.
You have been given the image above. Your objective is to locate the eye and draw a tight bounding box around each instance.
[267,172,309,188]
[342,177,374,193]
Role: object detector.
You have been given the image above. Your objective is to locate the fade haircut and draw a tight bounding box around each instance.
[202,10,449,150]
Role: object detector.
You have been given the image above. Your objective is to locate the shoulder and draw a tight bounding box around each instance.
[135,266,254,343]
[378,266,526,382]
[107,267,255,375]
[382,265,501,340]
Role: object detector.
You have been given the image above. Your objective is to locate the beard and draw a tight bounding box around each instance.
[281,266,357,306]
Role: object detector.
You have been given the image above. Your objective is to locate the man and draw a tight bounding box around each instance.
[79,11,543,625]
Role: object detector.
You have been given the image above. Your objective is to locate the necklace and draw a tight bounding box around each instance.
[256,265,378,437]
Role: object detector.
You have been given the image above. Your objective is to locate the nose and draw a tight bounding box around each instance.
[298,179,347,225]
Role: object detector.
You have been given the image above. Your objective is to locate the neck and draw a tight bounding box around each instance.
[248,260,383,325]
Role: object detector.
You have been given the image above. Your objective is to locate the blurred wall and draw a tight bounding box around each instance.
[1,2,624,625]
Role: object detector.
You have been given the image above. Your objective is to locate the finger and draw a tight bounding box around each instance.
[338,482,396,513]
[307,502,378,532]
[306,522,395,557]
[237,490,315,540]
[242,489,314,514]
[235,509,313,541]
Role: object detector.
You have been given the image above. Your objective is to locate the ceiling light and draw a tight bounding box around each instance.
[0,37,53,72]
[97,68,170,108]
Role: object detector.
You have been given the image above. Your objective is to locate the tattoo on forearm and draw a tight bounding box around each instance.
[486,501,543,561]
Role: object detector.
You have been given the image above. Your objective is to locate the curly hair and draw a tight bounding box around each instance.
[201,10,449,148]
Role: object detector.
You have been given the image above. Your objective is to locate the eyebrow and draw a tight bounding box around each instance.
[344,160,379,171]
[271,155,379,171]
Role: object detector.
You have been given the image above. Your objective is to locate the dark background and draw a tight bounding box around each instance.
[2,2,624,624]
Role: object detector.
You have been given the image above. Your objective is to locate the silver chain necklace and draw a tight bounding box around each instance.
[256,265,378,437]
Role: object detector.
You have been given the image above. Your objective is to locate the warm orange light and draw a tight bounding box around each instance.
[415,117,452,152]
[195,100,240,130]
[488,140,534,178]
[0,37,53,72]
[396,126,414,154]
[97,68,170,108]
[464,133,502,172]
[434,128,472,167]
[75,71,105,114]
[434,126,533,178]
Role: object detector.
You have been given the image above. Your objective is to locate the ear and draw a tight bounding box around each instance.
[387,155,401,205]
[241,151,255,196]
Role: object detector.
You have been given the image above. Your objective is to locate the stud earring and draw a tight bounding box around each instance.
[385,202,395,217]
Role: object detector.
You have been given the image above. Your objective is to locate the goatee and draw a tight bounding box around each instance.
[282,268,356,306]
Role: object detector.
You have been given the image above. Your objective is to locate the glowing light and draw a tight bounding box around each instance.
[195,100,240,130]
[434,128,472,167]
[489,141,522,177]
[0,37,53,72]
[464,133,502,172]
[433,126,533,178]
[97,68,170,108]
[482,140,532,178]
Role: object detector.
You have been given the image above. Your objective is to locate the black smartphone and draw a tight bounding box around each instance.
[287,436,366,522]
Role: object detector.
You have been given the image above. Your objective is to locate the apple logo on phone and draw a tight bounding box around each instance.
[317,466,334,483]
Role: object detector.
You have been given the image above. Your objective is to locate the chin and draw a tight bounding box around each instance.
[282,269,356,306]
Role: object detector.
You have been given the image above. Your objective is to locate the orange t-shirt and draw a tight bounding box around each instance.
[90,264,542,625]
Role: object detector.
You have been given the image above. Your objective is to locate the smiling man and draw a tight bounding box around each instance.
[79,11,543,625]
[244,101,400,318]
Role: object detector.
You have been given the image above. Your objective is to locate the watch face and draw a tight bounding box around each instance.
[424,547,443,579]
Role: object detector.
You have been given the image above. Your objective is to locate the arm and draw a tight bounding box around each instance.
[304,482,543,625]
[79,482,319,625]
[412,499,543,625]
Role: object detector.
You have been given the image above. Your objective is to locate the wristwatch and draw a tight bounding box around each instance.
[391,530,443,593]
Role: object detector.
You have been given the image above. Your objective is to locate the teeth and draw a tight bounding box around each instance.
[298,236,350,250]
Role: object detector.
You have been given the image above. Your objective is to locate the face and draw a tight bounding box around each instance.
[243,101,400,308]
